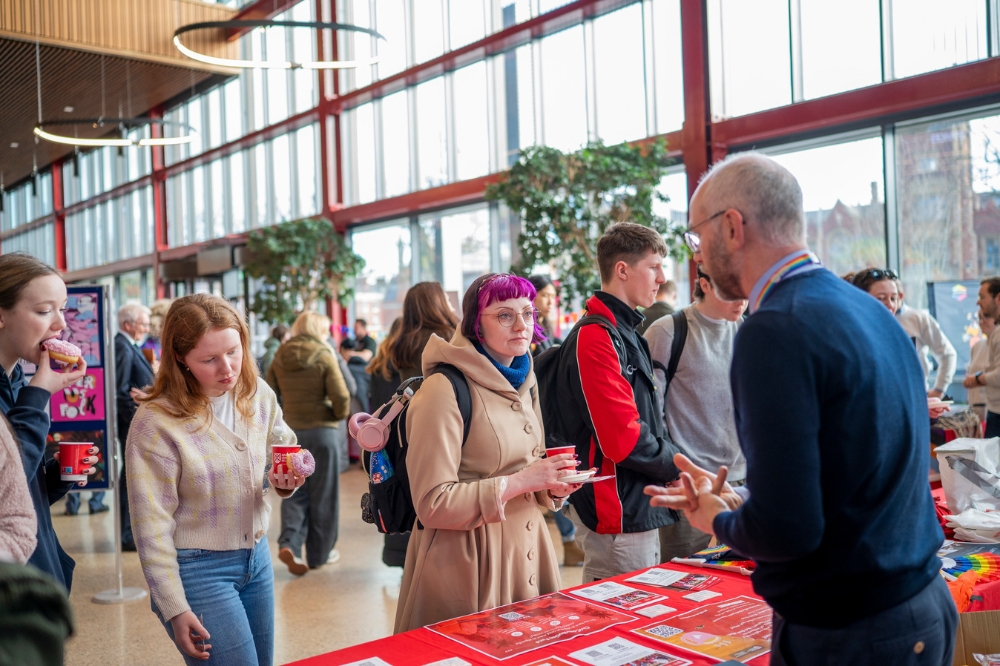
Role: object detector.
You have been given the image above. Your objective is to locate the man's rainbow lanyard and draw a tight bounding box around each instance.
[752,251,822,313]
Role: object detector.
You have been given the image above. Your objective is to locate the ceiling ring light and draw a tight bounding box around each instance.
[33,118,195,148]
[173,20,386,70]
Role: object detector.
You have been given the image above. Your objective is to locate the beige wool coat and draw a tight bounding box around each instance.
[393,331,562,633]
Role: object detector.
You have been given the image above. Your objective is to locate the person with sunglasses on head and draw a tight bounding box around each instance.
[851,268,900,314]
[646,153,955,666]
[394,274,584,633]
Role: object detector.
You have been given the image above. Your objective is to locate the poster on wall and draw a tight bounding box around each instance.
[27,286,114,492]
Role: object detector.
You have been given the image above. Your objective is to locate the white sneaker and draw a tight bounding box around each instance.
[327,549,341,565]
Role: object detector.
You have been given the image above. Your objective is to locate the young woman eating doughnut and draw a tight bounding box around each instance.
[0,253,98,591]
[127,294,304,665]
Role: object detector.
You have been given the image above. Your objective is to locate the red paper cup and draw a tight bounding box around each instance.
[546,445,576,469]
[59,442,91,482]
[272,444,301,475]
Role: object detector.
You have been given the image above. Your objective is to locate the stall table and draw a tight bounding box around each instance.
[290,562,771,666]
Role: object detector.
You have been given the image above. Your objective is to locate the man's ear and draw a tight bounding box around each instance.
[615,259,631,282]
[722,208,746,249]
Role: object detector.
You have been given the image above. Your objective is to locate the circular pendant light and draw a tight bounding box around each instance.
[33,118,195,148]
[173,20,386,70]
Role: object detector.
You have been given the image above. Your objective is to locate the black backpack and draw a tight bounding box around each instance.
[360,364,472,534]
[534,314,627,448]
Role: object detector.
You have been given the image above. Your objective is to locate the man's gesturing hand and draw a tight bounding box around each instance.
[643,453,744,513]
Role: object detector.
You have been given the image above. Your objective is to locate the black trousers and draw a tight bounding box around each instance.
[118,417,134,547]
[770,575,957,666]
[278,427,339,568]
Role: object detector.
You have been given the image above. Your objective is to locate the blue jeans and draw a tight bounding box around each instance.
[65,491,106,513]
[152,537,274,666]
[771,575,957,666]
[553,507,575,542]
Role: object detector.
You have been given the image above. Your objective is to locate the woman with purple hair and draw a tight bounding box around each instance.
[394,273,587,633]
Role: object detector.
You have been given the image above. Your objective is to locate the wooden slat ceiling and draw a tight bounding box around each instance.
[0,0,240,187]
[0,38,228,186]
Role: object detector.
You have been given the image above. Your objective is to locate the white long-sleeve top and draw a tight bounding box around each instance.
[896,304,957,393]
[967,338,990,407]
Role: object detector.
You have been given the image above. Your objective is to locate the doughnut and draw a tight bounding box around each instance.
[43,338,82,365]
[287,449,316,477]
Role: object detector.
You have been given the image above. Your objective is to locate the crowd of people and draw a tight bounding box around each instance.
[2,152,992,666]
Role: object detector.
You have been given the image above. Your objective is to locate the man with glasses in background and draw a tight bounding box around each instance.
[647,153,955,665]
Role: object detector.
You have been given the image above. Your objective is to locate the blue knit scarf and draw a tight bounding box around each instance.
[474,342,531,388]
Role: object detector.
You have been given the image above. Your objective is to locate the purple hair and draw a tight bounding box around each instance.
[461,273,547,344]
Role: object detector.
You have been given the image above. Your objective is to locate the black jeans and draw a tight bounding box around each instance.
[770,575,957,666]
[986,411,1000,439]
[278,427,339,568]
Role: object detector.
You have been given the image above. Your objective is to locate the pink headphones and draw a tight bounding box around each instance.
[348,384,418,452]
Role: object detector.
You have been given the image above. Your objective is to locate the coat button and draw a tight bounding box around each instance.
[532,448,541,457]
[511,402,522,411]
[913,642,925,654]
[527,549,535,561]
[524,423,533,434]
[526,521,533,531]
[529,574,536,586]
[236,442,247,451]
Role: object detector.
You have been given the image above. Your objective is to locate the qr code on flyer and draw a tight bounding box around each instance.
[499,611,528,621]
[645,625,683,639]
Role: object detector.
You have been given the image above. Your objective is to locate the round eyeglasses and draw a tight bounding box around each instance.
[485,308,539,328]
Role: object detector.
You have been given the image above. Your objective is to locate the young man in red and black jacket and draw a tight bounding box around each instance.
[556,223,684,582]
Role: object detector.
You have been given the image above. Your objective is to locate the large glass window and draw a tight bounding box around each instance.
[273,134,293,222]
[593,4,647,145]
[708,0,791,119]
[449,0,486,50]
[452,63,490,180]
[539,25,588,153]
[765,135,887,279]
[296,124,319,217]
[381,91,411,198]
[896,112,1000,309]
[350,220,413,338]
[889,0,988,80]
[416,77,449,189]
[420,205,492,297]
[651,0,684,135]
[499,44,536,165]
[354,103,378,203]
[375,0,408,78]
[413,0,445,64]
[799,0,881,100]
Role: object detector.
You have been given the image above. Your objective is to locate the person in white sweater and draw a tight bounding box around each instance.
[895,283,957,398]
[127,294,303,666]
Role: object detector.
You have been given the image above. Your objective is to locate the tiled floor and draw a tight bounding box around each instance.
[57,466,583,665]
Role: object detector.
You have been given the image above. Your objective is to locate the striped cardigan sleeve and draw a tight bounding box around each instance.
[126,405,189,621]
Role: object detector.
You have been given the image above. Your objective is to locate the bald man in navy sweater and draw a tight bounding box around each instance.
[646,153,955,665]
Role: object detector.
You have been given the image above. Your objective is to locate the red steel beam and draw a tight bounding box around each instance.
[51,160,67,272]
[330,0,636,113]
[330,174,502,231]
[679,0,710,294]
[158,232,251,263]
[150,107,169,299]
[713,57,1000,149]
[226,0,302,40]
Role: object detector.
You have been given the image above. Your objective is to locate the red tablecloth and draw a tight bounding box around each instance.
[289,563,769,666]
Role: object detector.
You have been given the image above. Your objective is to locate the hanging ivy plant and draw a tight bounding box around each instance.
[244,217,365,325]
[486,139,687,303]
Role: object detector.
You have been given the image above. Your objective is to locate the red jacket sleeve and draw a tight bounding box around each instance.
[576,324,681,481]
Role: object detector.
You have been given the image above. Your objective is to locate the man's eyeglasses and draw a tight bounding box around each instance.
[486,308,539,328]
[683,210,728,253]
